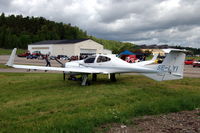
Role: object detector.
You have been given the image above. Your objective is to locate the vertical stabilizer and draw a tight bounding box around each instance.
[142,50,186,81]
[6,48,17,66]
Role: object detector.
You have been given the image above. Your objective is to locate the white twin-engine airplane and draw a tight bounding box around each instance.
[6,48,186,85]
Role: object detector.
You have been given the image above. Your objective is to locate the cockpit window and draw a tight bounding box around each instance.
[84,56,96,63]
[97,56,111,63]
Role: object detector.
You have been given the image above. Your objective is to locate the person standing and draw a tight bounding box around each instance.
[44,54,51,67]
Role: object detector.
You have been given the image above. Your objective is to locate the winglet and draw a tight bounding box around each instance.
[6,48,17,66]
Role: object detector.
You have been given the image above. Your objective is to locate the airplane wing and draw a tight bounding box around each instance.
[133,53,158,66]
[12,64,101,73]
[6,48,101,74]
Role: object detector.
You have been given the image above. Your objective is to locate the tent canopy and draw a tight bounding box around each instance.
[118,50,135,56]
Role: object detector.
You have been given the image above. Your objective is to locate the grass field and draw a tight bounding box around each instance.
[186,56,200,60]
[0,48,26,55]
[0,73,200,133]
[0,64,12,69]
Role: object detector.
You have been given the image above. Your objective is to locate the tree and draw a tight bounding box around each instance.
[0,13,5,26]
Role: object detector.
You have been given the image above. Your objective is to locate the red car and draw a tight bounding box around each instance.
[17,51,30,57]
[193,60,200,67]
[32,51,43,56]
[184,59,194,65]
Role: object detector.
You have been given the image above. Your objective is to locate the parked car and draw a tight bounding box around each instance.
[61,55,69,60]
[50,56,57,60]
[37,55,45,60]
[27,55,38,59]
[184,59,194,65]
[57,55,69,60]
[17,51,30,57]
[32,51,43,56]
[193,60,200,67]
[70,56,78,61]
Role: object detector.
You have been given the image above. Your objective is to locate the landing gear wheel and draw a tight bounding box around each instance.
[92,74,97,81]
[110,73,116,82]
[63,72,66,80]
[85,81,91,86]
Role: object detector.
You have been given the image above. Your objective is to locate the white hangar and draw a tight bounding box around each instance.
[28,39,112,56]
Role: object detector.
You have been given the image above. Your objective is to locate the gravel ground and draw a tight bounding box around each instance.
[102,109,200,133]
[183,65,200,78]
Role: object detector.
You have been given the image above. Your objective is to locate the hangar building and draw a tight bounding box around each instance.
[28,39,112,56]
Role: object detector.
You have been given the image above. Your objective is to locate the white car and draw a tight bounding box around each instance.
[193,60,200,67]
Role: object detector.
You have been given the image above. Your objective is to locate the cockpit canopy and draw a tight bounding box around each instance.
[84,56,96,63]
[97,56,111,63]
[84,55,111,63]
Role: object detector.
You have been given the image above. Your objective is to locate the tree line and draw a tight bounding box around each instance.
[171,46,200,55]
[89,36,140,54]
[0,13,87,49]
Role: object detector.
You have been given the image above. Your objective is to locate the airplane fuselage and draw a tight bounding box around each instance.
[64,54,157,74]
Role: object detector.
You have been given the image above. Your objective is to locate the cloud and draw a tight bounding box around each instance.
[0,0,12,12]
[0,0,200,48]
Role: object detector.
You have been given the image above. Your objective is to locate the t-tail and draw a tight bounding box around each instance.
[142,49,186,81]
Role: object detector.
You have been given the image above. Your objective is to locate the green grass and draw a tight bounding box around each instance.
[186,56,200,60]
[0,73,200,133]
[0,48,26,55]
[145,55,153,60]
[0,64,12,69]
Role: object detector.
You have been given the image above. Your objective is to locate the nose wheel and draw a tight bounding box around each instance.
[81,74,90,86]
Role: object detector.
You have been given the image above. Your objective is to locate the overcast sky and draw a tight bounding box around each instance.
[1,0,200,48]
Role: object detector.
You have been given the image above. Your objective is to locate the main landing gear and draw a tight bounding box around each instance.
[110,73,116,82]
[81,74,97,86]
[65,73,117,86]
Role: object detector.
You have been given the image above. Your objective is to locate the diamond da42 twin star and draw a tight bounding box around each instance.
[6,48,186,85]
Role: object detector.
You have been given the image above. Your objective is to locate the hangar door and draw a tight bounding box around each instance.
[80,49,97,55]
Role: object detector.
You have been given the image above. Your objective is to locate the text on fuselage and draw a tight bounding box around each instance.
[157,65,179,73]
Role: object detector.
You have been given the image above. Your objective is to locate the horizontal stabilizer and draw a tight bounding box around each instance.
[134,54,158,66]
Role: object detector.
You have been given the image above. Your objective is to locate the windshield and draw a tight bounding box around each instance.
[84,56,96,63]
[97,56,111,63]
